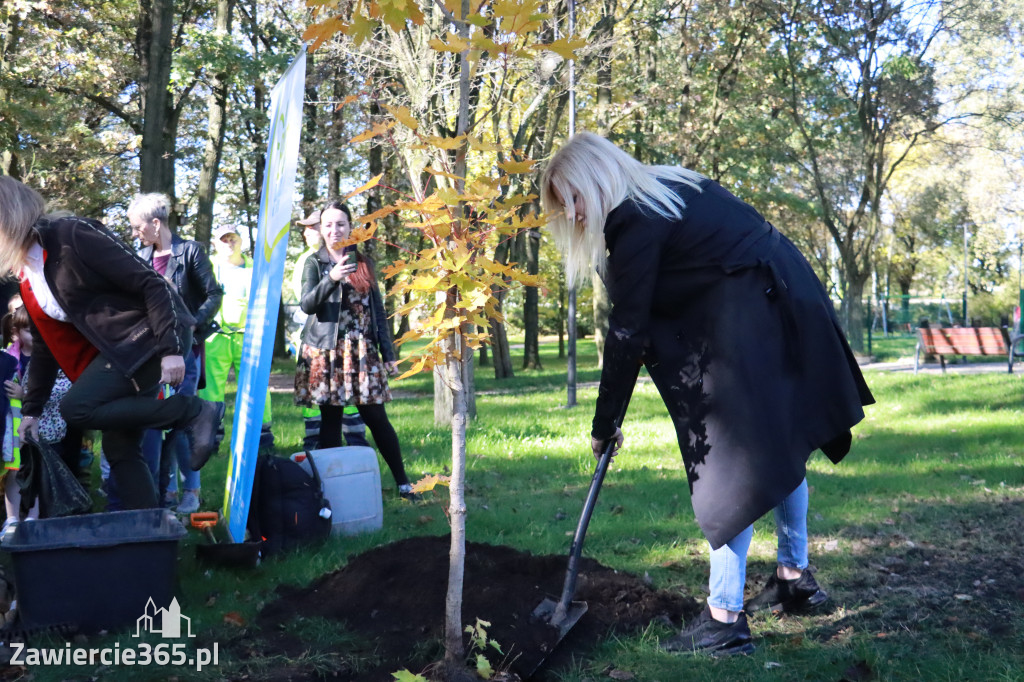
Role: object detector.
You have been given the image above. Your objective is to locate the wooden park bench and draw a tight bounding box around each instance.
[915,326,1024,374]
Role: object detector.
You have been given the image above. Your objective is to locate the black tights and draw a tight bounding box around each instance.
[319,404,409,486]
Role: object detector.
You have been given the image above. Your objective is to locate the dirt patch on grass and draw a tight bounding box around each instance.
[251,535,698,680]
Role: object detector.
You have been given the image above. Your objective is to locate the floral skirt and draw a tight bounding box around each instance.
[294,333,392,407]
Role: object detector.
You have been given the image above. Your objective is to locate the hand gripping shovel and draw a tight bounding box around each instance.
[522,369,639,678]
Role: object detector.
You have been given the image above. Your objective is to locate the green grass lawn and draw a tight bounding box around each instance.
[17,340,1024,681]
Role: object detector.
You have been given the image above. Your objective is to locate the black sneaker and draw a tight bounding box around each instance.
[660,606,755,656]
[745,568,829,614]
[186,400,225,471]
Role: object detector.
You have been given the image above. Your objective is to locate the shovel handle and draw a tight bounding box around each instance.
[552,364,641,624]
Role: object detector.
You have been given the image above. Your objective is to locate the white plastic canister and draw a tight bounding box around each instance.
[291,446,383,536]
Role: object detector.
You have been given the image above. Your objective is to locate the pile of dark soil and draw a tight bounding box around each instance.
[256,535,699,680]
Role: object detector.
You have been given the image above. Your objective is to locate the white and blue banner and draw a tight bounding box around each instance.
[223,49,307,542]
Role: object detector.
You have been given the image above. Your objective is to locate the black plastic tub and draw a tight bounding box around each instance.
[1,509,187,632]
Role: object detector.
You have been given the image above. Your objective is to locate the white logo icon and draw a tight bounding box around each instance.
[134,597,195,638]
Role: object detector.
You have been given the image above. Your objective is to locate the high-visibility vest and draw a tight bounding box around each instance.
[3,392,20,471]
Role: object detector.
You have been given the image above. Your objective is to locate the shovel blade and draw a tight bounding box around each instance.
[530,598,588,638]
[512,598,588,679]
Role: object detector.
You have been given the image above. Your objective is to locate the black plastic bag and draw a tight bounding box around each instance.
[16,437,92,518]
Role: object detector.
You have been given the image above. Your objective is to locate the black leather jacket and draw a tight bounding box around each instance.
[138,235,223,340]
[23,216,194,417]
[299,247,395,363]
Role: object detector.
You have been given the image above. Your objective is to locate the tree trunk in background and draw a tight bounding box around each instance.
[521,226,542,369]
[301,53,319,211]
[364,102,383,264]
[0,11,22,179]
[477,326,488,366]
[487,237,514,379]
[840,274,869,355]
[194,0,234,245]
[138,0,175,201]
[591,272,609,366]
[248,82,266,240]
[558,274,565,358]
[327,60,346,198]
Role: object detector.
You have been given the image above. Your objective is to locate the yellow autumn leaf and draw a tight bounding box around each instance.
[470,36,500,53]
[491,0,528,17]
[358,204,400,225]
[346,11,376,45]
[409,274,445,291]
[497,159,537,174]
[381,259,407,277]
[467,136,502,152]
[336,94,360,111]
[382,104,419,131]
[424,166,462,181]
[350,121,395,143]
[343,174,382,201]
[534,36,587,60]
[303,17,348,52]
[394,329,424,347]
[428,32,470,53]
[420,134,466,150]
[410,474,451,494]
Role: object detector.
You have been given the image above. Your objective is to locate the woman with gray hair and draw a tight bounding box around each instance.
[128,192,222,512]
[541,133,874,655]
[0,176,223,510]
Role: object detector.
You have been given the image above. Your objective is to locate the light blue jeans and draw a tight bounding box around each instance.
[164,350,201,494]
[707,479,809,612]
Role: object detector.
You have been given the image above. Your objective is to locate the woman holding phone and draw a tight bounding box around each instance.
[293,201,417,500]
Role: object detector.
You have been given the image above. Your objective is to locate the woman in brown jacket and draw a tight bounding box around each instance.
[0,176,223,510]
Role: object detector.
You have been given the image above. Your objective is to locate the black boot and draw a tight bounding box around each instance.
[745,568,829,614]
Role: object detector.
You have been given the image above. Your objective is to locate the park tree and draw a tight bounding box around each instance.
[305,0,576,675]
[762,0,1024,349]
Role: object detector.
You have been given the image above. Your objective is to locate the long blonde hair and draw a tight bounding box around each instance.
[0,177,46,276]
[540,132,705,288]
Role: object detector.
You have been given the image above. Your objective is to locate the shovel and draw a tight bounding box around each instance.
[190,512,261,569]
[521,370,639,678]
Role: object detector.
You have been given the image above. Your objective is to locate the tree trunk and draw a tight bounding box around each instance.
[477,326,488,366]
[0,10,22,179]
[591,272,610,367]
[138,0,175,197]
[327,60,346,198]
[442,1,472,675]
[840,273,869,354]
[521,227,543,369]
[194,0,234,245]
[301,52,319,210]
[365,101,383,264]
[557,273,565,359]
[443,331,469,679]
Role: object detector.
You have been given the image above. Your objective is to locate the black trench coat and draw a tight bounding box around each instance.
[592,179,874,550]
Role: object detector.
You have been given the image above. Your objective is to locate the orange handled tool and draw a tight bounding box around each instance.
[190,512,220,544]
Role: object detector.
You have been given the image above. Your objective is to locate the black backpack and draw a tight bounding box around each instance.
[246,451,332,557]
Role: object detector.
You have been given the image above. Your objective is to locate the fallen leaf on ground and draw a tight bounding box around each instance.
[223,611,247,627]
